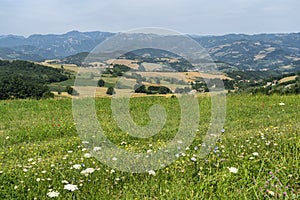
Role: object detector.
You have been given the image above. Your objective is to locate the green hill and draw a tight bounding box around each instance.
[0,60,70,99]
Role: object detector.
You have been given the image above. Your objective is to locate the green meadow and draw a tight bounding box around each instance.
[0,95,299,199]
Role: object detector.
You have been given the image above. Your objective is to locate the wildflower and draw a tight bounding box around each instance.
[213,146,219,153]
[249,157,254,160]
[41,170,47,174]
[36,178,41,182]
[64,184,78,191]
[14,185,18,190]
[5,136,9,140]
[266,189,275,196]
[191,157,197,162]
[0,171,3,174]
[252,152,259,156]
[61,180,68,184]
[112,157,117,161]
[93,147,101,152]
[47,191,60,198]
[279,102,285,106]
[73,164,81,170]
[80,168,95,175]
[221,128,225,133]
[83,153,92,158]
[148,170,156,175]
[228,167,238,174]
[283,192,287,196]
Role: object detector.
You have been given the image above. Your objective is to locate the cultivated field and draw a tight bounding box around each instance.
[0,95,299,199]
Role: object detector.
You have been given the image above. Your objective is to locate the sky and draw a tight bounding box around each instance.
[0,0,299,36]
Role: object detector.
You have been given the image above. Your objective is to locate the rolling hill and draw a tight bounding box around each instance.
[1,31,300,73]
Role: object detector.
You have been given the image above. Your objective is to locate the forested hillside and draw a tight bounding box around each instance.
[0,60,70,99]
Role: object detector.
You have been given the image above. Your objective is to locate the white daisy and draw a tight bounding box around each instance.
[112,157,117,161]
[227,167,238,173]
[47,191,60,198]
[83,153,92,158]
[64,184,78,191]
[73,164,81,169]
[80,168,95,175]
[148,170,156,175]
[93,147,101,152]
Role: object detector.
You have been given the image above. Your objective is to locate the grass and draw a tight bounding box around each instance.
[0,95,299,199]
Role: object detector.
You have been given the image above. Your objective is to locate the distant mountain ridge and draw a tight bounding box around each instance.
[0,31,114,60]
[1,30,300,72]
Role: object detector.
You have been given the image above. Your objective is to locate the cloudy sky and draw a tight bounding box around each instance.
[0,0,299,36]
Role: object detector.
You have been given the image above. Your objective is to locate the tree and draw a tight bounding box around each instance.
[134,84,146,93]
[66,86,79,96]
[158,86,172,94]
[98,79,105,87]
[0,75,51,100]
[147,86,172,94]
[106,87,115,95]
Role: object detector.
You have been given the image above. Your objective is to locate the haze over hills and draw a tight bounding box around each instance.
[0,30,300,73]
[0,31,113,60]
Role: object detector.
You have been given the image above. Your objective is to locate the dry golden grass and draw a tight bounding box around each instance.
[184,72,232,80]
[39,61,79,73]
[106,59,140,69]
[137,72,187,81]
[279,75,297,84]
[52,92,72,98]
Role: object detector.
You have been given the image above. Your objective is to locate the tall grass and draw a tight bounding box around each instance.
[0,95,299,199]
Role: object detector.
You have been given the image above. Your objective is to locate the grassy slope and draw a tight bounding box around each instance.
[0,95,299,199]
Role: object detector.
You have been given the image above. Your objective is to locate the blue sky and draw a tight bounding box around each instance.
[0,0,299,36]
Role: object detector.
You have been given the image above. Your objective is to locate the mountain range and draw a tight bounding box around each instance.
[1,30,300,73]
[0,31,113,60]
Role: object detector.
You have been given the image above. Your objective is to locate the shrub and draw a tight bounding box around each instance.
[106,87,115,95]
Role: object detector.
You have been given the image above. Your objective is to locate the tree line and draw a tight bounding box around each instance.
[0,60,69,100]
